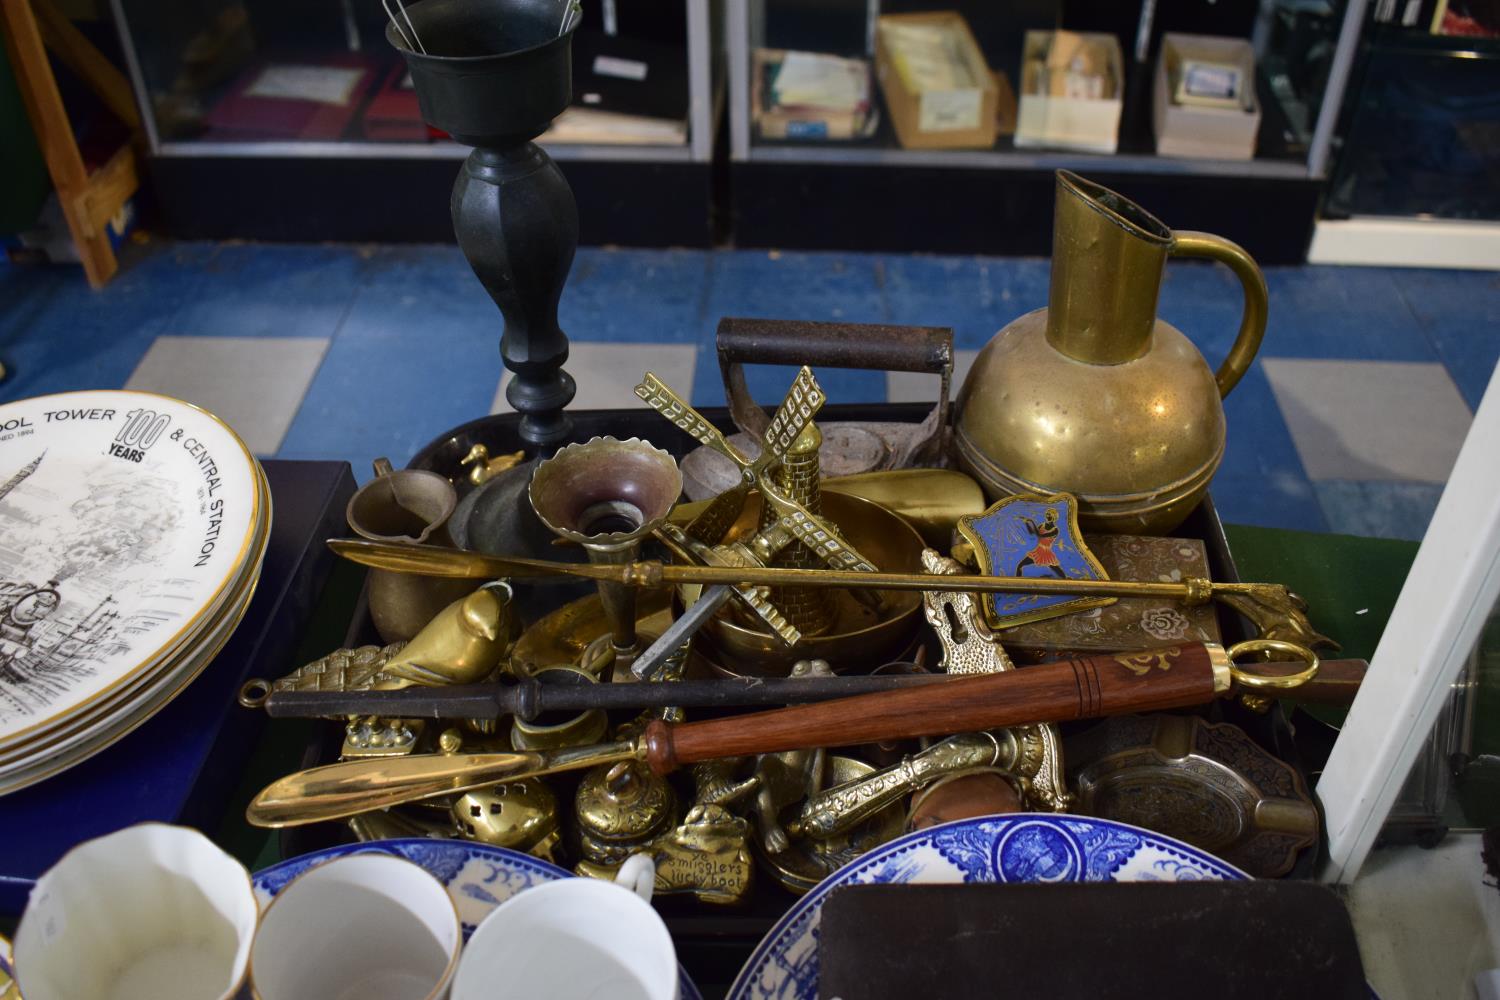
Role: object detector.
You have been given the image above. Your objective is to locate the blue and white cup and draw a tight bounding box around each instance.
[451,853,677,1000]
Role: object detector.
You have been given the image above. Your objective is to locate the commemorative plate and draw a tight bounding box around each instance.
[0,391,267,791]
[253,839,704,1000]
[727,813,1247,1000]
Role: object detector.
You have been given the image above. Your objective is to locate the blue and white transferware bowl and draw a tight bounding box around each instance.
[727,813,1248,1000]
[253,839,703,1000]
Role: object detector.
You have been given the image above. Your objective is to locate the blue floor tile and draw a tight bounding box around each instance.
[1256,265,1437,362]
[1388,268,1500,410]
[1313,480,1445,541]
[0,246,201,404]
[1218,362,1311,482]
[1212,472,1329,533]
[881,254,1050,351]
[1155,259,1246,364]
[1208,361,1327,531]
[2,239,1489,542]
[166,243,364,340]
[692,250,889,408]
[561,248,709,345]
[275,245,501,477]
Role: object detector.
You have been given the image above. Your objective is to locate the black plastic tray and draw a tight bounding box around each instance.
[283,404,1320,999]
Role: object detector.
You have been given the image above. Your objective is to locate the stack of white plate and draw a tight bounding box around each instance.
[0,390,270,795]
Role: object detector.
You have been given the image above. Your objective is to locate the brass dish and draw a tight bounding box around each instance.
[509,588,674,678]
[678,492,926,677]
[1071,714,1318,877]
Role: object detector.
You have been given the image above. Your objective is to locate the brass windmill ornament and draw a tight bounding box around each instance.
[634,367,894,665]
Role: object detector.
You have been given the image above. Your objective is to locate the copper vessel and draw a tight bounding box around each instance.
[954,170,1268,534]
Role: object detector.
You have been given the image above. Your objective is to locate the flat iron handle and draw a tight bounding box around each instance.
[716,318,952,440]
[716,318,953,466]
[1169,231,1268,399]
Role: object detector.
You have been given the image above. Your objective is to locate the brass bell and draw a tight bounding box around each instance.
[575,760,678,864]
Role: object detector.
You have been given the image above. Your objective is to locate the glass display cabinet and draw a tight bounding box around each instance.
[724,0,1368,261]
[1326,22,1500,221]
[1308,3,1500,265]
[1314,365,1500,998]
[108,0,724,244]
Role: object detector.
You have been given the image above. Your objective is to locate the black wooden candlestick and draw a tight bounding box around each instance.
[391,0,579,449]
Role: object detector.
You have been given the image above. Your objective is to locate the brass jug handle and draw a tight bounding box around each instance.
[1168,231,1268,398]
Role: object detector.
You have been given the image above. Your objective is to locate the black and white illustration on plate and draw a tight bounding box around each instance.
[0,452,187,728]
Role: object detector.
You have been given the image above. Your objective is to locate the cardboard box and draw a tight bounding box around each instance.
[1014,30,1122,153]
[875,12,999,150]
[1154,34,1260,160]
[753,49,876,141]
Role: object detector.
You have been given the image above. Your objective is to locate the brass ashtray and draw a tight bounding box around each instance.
[1071,714,1318,877]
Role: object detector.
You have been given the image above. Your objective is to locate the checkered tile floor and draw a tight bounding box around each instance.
[2,242,1496,541]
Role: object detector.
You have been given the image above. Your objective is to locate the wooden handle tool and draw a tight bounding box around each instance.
[643,643,1231,772]
[249,642,1312,828]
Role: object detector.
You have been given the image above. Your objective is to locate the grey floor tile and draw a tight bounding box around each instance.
[124,335,328,455]
[1263,358,1472,483]
[492,342,696,414]
[886,349,979,403]
[1314,480,1445,541]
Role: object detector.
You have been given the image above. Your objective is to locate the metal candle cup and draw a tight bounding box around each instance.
[530,437,682,664]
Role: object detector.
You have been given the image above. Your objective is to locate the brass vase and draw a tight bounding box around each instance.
[954,170,1268,534]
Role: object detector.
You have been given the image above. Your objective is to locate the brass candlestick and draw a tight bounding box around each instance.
[529,436,682,666]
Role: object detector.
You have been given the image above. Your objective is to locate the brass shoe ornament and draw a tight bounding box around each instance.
[576,804,754,906]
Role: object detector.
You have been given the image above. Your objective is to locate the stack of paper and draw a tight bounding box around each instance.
[772,51,869,112]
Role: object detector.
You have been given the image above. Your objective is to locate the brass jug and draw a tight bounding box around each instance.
[954,170,1267,534]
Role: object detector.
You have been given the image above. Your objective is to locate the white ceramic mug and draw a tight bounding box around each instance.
[451,853,677,1000]
[14,823,259,1000]
[249,853,461,1000]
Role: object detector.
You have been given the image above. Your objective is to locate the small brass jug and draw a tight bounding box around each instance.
[347,458,475,642]
[955,170,1267,534]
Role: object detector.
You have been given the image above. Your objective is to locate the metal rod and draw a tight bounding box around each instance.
[628,583,735,680]
[329,538,1244,603]
[1307,0,1369,177]
[261,657,1368,720]
[263,669,952,721]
